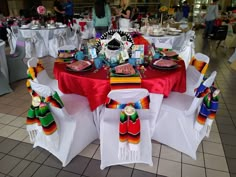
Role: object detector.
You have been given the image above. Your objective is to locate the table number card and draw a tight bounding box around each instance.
[89,48,97,59]
[132,45,144,64]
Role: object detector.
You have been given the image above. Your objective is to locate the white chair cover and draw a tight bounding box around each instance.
[27,57,63,96]
[99,89,163,169]
[0,41,9,82]
[184,53,210,96]
[66,26,81,49]
[152,71,217,159]
[48,31,67,58]
[6,28,17,54]
[24,32,47,58]
[29,80,98,167]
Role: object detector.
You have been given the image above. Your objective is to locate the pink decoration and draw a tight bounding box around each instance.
[37,6,46,15]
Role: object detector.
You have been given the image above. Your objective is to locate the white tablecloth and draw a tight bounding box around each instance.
[0,40,9,82]
[143,33,186,49]
[18,27,71,57]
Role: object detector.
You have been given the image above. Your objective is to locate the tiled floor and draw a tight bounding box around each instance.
[0,31,236,177]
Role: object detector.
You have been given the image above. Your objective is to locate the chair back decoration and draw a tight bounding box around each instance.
[105,95,150,160]
[189,53,209,75]
[27,60,45,81]
[194,72,220,131]
[26,80,63,149]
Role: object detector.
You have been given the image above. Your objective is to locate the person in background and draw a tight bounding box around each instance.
[117,0,132,30]
[64,0,74,25]
[204,0,219,38]
[92,0,111,37]
[54,0,65,23]
[131,5,139,21]
[175,6,183,22]
[182,1,190,19]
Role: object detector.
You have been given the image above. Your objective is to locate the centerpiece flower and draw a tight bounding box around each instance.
[36,6,46,26]
[159,6,168,25]
[37,6,46,15]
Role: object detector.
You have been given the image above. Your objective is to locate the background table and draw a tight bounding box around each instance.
[18,27,71,57]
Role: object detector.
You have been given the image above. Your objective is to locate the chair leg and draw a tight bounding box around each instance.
[216,40,221,49]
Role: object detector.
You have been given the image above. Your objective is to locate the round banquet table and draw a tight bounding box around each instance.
[18,27,71,57]
[53,60,186,111]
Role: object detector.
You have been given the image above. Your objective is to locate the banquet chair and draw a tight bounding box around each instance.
[99,89,163,169]
[48,31,67,58]
[184,53,210,96]
[7,37,28,83]
[152,71,217,159]
[211,25,228,49]
[6,28,17,54]
[66,25,81,49]
[27,57,63,96]
[28,80,98,167]
[24,32,48,58]
[177,30,196,68]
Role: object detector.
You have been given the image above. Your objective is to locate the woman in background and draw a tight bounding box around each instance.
[53,0,65,23]
[92,0,111,37]
[117,0,132,30]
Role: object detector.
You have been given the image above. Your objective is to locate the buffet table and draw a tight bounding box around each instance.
[53,60,186,111]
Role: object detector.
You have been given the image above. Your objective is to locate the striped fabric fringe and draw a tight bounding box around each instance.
[106,96,150,161]
[26,81,63,149]
[194,83,220,131]
[190,56,208,74]
[27,62,45,80]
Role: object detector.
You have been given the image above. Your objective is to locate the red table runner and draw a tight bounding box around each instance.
[54,60,186,111]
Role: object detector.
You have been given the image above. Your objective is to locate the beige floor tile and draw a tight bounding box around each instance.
[10,107,28,116]
[134,157,158,174]
[204,154,228,172]
[182,152,205,167]
[160,145,181,162]
[204,131,221,143]
[93,146,101,160]
[8,128,28,141]
[0,123,5,129]
[206,169,230,177]
[9,117,26,127]
[197,143,203,152]
[0,125,18,137]
[22,136,33,144]
[157,158,181,177]
[152,142,161,157]
[203,141,225,156]
[211,121,219,132]
[79,143,99,158]
[0,114,17,124]
[121,163,135,168]
[182,164,206,177]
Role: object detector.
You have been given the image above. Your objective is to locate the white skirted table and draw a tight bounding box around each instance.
[18,27,71,58]
[0,40,12,95]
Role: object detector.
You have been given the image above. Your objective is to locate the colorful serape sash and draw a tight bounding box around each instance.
[26,80,63,149]
[190,56,208,75]
[194,82,220,131]
[27,61,45,81]
[109,76,141,90]
[105,95,150,160]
